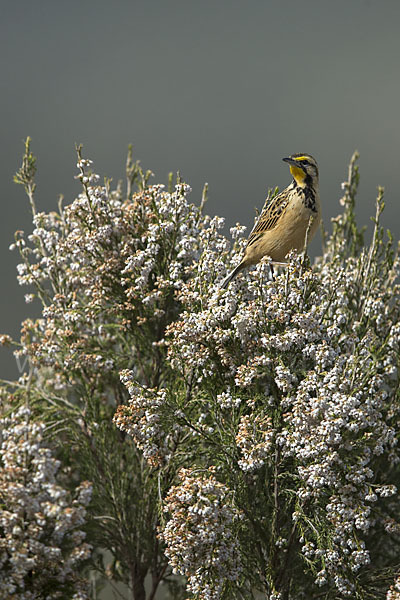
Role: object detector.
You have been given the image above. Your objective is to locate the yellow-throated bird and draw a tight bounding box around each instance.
[220,153,321,289]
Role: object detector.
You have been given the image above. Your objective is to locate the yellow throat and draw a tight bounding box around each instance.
[289,165,307,187]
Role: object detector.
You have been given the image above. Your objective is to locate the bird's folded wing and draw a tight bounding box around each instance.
[246,189,290,248]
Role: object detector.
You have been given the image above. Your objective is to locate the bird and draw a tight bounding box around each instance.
[220,153,321,289]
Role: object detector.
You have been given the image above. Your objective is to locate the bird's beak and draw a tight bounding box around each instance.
[282,157,299,167]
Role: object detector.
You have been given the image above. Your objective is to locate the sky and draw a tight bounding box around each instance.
[1,0,400,379]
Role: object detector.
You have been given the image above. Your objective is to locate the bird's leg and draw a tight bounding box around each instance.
[269,261,287,280]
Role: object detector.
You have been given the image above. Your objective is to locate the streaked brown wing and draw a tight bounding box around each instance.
[246,187,291,248]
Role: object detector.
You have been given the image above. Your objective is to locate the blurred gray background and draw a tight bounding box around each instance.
[1,0,400,380]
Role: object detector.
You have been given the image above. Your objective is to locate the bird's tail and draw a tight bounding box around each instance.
[219,263,243,289]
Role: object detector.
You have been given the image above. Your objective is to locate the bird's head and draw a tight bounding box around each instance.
[282,153,319,188]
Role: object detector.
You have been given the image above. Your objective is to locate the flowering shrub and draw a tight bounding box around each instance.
[2,141,399,599]
[0,405,92,599]
[116,154,400,599]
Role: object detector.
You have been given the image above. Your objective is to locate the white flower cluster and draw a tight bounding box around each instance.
[0,405,92,599]
[120,183,202,298]
[387,576,400,600]
[114,371,185,467]
[159,468,243,600]
[235,414,274,471]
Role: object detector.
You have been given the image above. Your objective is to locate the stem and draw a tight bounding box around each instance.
[27,182,37,216]
[358,188,385,321]
[148,563,168,600]
[130,562,146,600]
